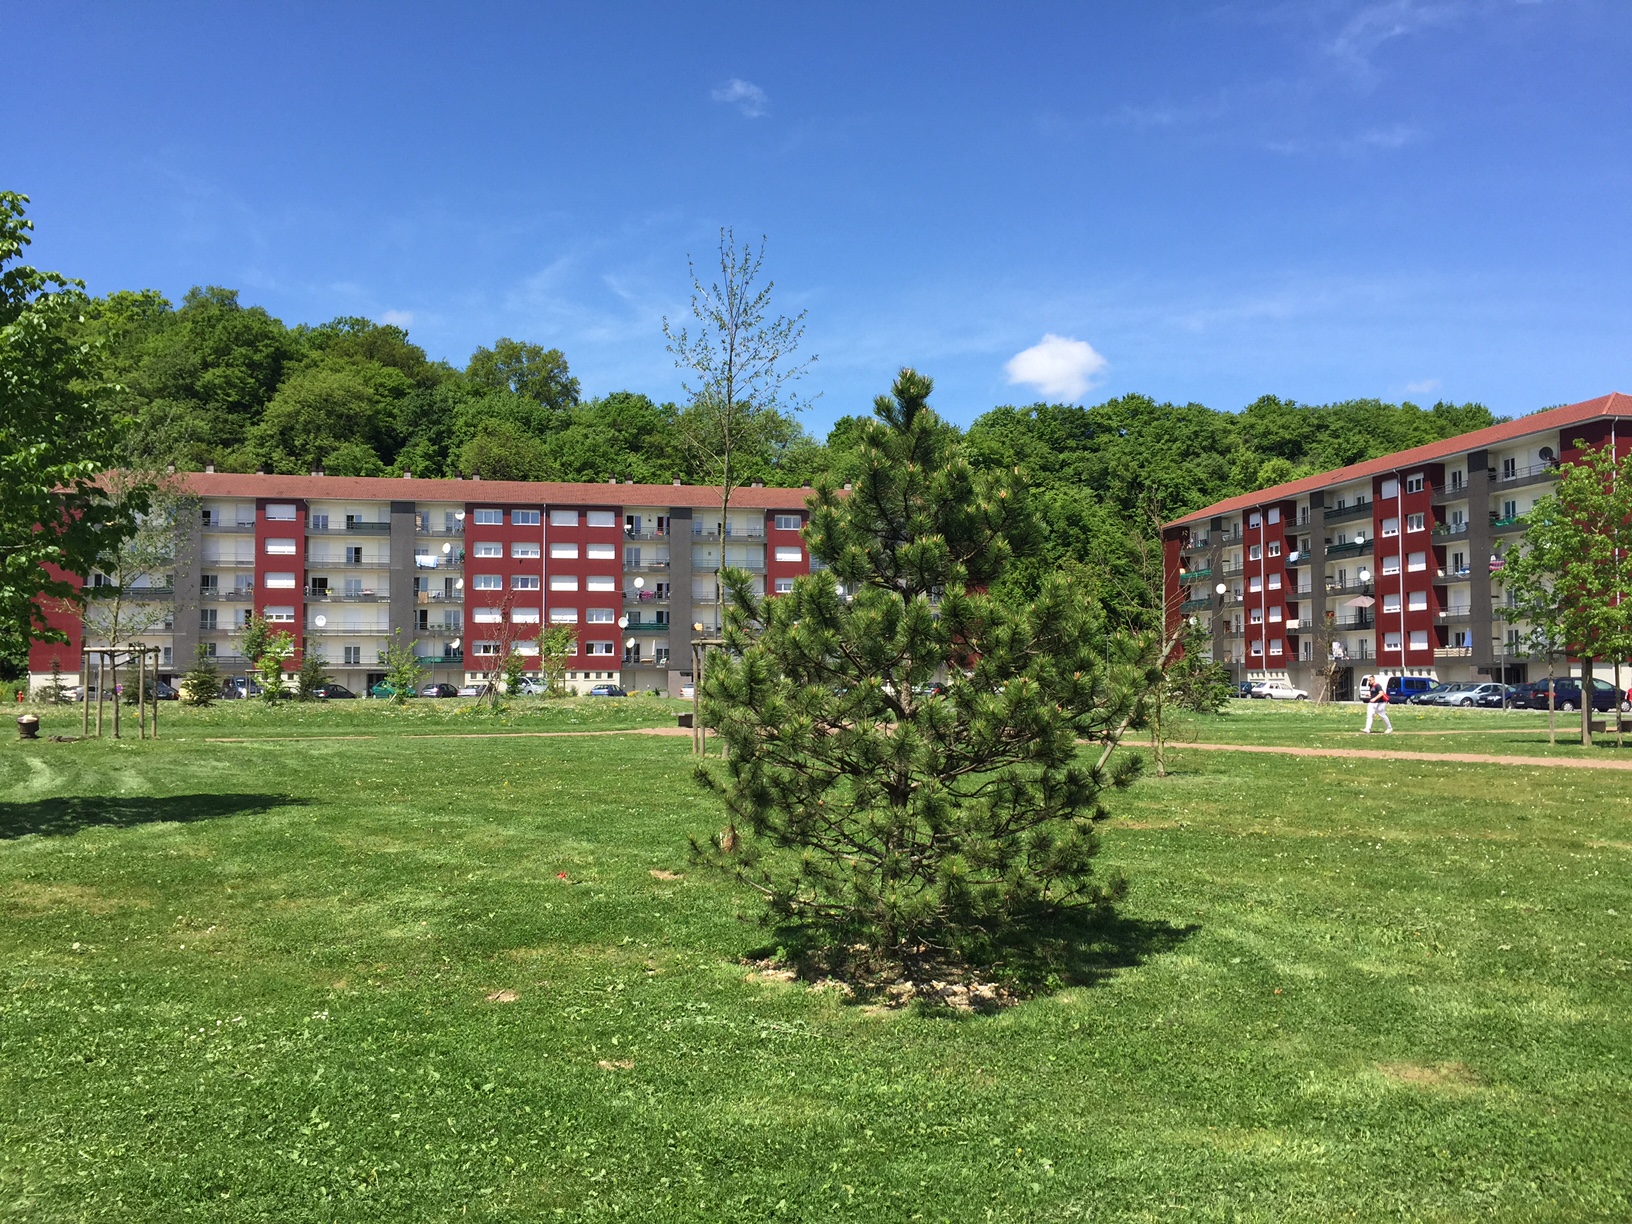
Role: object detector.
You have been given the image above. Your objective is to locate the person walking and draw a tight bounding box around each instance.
[1362,674,1393,734]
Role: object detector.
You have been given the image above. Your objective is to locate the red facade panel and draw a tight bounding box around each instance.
[254,497,307,664]
[541,504,623,669]
[465,500,545,665]
[764,509,810,596]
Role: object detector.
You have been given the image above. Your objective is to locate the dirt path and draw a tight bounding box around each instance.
[204,726,693,743]
[1181,741,1632,771]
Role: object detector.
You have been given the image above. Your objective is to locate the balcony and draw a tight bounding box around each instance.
[1324,579,1371,595]
[306,589,389,602]
[1491,462,1557,490]
[1434,646,1473,658]
[625,590,670,605]
[1435,566,1473,580]
[625,559,672,571]
[1490,516,1526,534]
[416,653,464,666]
[200,588,253,601]
[691,527,767,540]
[1219,563,1244,577]
[625,622,671,634]
[202,521,257,533]
[308,520,391,534]
[1179,597,1211,612]
[1431,522,1469,537]
[415,525,463,537]
[1334,615,1374,630]
[200,556,257,568]
[624,529,669,541]
[1323,502,1372,524]
[1285,552,1314,567]
[1179,566,1213,582]
[306,623,391,635]
[1324,538,1375,559]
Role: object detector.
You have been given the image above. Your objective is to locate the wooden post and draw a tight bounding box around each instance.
[136,649,146,739]
[95,653,104,738]
[111,648,121,740]
[151,650,159,740]
[81,649,90,737]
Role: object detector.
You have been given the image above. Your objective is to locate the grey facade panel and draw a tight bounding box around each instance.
[171,510,203,674]
[667,505,694,696]
[389,500,416,658]
[1465,449,1496,672]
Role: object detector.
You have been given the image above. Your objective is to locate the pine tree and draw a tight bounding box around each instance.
[180,642,220,707]
[295,647,331,701]
[696,369,1143,969]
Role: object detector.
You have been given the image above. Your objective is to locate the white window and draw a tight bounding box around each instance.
[1381,478,1399,499]
[581,641,612,657]
[512,575,540,590]
[1406,513,1424,532]
[472,574,502,590]
[1267,541,1281,557]
[550,509,578,527]
[263,605,295,622]
[1409,630,1428,650]
[1408,591,1428,611]
[1383,593,1401,613]
[774,577,794,593]
[1407,551,1427,572]
[511,607,540,624]
[1250,608,1263,624]
[1382,555,1400,576]
[1384,632,1402,651]
[1381,517,1399,537]
[586,608,615,623]
[474,542,503,557]
[1269,606,1283,622]
[774,514,801,531]
[587,542,617,561]
[474,642,499,656]
[473,509,502,525]
[587,510,617,529]
[513,509,541,526]
[549,575,579,591]
[1267,508,1281,524]
[266,503,297,521]
[264,572,296,589]
[774,547,802,563]
[586,575,616,592]
[1249,544,1262,560]
[1405,474,1424,494]
[550,608,578,623]
[472,607,503,623]
[550,543,579,560]
[1268,574,1282,589]
[343,646,360,666]
[1270,638,1283,655]
[265,538,296,555]
[1250,640,1264,656]
[1249,576,1263,592]
[1248,513,1262,529]
[512,542,540,559]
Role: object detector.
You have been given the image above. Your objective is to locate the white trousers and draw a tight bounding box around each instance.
[1364,701,1392,732]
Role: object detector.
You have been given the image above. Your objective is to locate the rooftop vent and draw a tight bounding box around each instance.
[256,466,266,475]
[403,470,412,478]
[673,479,681,487]
[751,480,764,488]
[205,463,215,473]
[471,473,481,480]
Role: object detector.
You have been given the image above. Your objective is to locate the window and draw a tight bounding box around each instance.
[1381,517,1399,537]
[774,577,794,594]
[1450,470,1464,490]
[654,647,670,665]
[586,575,616,592]
[202,508,221,527]
[586,543,617,561]
[266,503,297,521]
[1250,608,1263,624]
[1407,591,1427,611]
[265,538,296,555]
[514,640,538,656]
[586,641,615,656]
[1406,513,1424,532]
[774,547,802,563]
[1249,544,1262,560]
[1249,576,1263,592]
[264,606,295,623]
[474,642,500,656]
[1383,593,1401,613]
[512,575,540,590]
[549,575,579,591]
[1267,541,1281,557]
[1382,555,1400,576]
[512,607,540,624]
[1250,640,1264,656]
[1267,508,1281,524]
[1269,606,1282,622]
[343,578,363,596]
[774,514,801,531]
[1268,574,1282,589]
[201,574,219,593]
[512,541,541,559]
[474,541,503,557]
[550,608,578,623]
[265,572,296,589]
[200,609,218,630]
[550,509,578,527]
[235,505,256,527]
[1451,551,1466,573]
[1381,478,1399,499]
[584,510,615,529]
[1405,474,1424,494]
[1384,632,1402,651]
[345,546,363,565]
[197,641,217,659]
[513,509,540,526]
[1248,513,1262,529]
[1409,630,1428,651]
[586,608,615,623]
[1407,551,1427,572]
[473,607,503,623]
[473,509,502,525]
[1501,499,1518,520]
[310,512,330,530]
[1501,457,1517,479]
[550,543,579,559]
[1270,639,1283,655]
[472,574,502,590]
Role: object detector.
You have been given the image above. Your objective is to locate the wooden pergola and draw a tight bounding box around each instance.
[80,645,164,739]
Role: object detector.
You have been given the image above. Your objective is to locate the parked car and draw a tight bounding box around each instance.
[588,683,628,698]
[1440,681,1503,708]
[1234,682,1256,699]
[419,682,459,698]
[1250,681,1308,701]
[1385,676,1436,702]
[222,677,261,699]
[1523,677,1624,713]
[370,681,407,700]
[515,677,550,696]
[1412,681,1472,705]
[457,682,489,698]
[1470,683,1512,708]
[120,680,179,703]
[309,683,357,699]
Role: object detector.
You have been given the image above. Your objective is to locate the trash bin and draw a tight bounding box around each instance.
[676,712,694,729]
[17,714,40,740]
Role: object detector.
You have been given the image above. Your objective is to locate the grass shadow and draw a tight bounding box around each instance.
[0,793,307,840]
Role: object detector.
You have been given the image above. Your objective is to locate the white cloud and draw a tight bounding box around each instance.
[1004,334,1108,401]
[1404,377,1441,396]
[712,78,768,118]
[380,309,414,328]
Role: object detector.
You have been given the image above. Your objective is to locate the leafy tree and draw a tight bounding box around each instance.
[503,652,527,696]
[540,625,576,696]
[696,369,1141,969]
[180,642,220,707]
[381,629,423,704]
[0,192,140,657]
[245,359,407,473]
[456,417,550,481]
[466,338,579,412]
[239,613,271,683]
[295,646,332,701]
[254,630,295,704]
[664,229,814,627]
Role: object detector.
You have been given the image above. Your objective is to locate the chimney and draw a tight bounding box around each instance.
[471,473,481,480]
[672,479,681,487]
[205,463,215,473]
[165,463,175,474]
[607,477,618,484]
[751,480,764,488]
[843,482,852,491]
[257,466,267,475]
[403,470,412,479]
[801,481,811,489]
[455,475,464,481]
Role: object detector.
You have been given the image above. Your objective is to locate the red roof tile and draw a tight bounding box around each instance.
[171,472,818,510]
[1165,391,1632,528]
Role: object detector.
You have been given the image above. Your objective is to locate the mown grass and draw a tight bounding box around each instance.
[1,707,1628,1221]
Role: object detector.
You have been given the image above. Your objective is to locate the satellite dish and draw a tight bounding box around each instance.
[313,614,326,628]
[625,638,636,649]
[454,511,465,520]
[450,637,461,649]
[617,615,629,628]
[1355,530,1366,542]
[455,579,464,590]
[633,577,645,589]
[1539,446,1555,462]
[441,542,451,555]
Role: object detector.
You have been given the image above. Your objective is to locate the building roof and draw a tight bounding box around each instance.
[1164,391,1632,529]
[171,472,817,510]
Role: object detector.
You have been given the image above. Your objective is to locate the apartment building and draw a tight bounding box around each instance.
[1163,392,1632,698]
[28,473,816,696]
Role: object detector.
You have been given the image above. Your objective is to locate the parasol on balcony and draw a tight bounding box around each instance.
[1345,596,1375,607]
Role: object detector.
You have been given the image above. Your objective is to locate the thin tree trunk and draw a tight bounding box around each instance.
[1581,655,1594,747]
[1547,660,1556,745]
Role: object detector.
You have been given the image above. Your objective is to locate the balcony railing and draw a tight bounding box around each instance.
[1219,563,1244,577]
[625,622,671,634]
[306,590,389,602]
[1323,502,1372,524]
[202,521,257,533]
[1179,597,1210,612]
[1431,522,1469,537]
[306,623,391,635]
[1492,462,1557,488]
[1434,646,1473,658]
[1179,566,1213,582]
[415,654,464,665]
[624,529,669,540]
[200,589,253,601]
[625,560,672,571]
[1286,552,1314,566]
[308,520,391,534]
[1324,539,1374,558]
[1490,516,1525,532]
[200,556,257,568]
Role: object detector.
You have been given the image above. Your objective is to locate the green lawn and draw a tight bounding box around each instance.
[2,705,1629,1221]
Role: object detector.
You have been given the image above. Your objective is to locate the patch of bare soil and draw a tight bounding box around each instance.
[742,949,1016,1013]
[648,869,684,881]
[597,1059,635,1070]
[485,989,519,1003]
[1376,1060,1481,1090]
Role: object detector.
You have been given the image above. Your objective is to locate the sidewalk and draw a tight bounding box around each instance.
[1182,741,1632,771]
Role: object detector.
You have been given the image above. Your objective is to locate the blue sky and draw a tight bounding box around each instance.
[8,1,1631,433]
